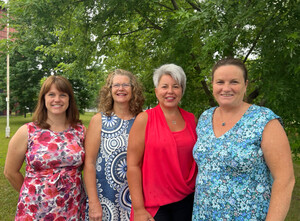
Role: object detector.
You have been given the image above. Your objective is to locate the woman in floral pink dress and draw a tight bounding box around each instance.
[4,76,86,220]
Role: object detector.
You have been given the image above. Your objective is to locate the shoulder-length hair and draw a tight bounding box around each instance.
[98,69,144,116]
[153,64,187,95]
[32,75,82,129]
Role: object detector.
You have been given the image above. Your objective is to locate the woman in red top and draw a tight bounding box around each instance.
[127,64,198,221]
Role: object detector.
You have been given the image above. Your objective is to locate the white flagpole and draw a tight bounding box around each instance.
[5,4,10,138]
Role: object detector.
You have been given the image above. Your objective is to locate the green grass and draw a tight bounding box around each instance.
[0,113,299,220]
[0,115,32,221]
[286,160,300,221]
[0,113,95,220]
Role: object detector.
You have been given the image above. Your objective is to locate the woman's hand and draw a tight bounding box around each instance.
[134,208,155,221]
[88,200,103,221]
[83,113,103,220]
[4,125,28,191]
[127,112,149,221]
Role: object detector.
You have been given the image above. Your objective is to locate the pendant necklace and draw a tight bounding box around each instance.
[219,106,243,127]
[219,108,227,126]
[172,120,176,124]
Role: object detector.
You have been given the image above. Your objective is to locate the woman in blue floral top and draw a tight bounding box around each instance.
[192,58,295,220]
[83,69,144,221]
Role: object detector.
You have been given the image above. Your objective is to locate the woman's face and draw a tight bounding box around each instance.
[212,65,247,108]
[45,84,69,117]
[111,75,132,105]
[155,74,182,109]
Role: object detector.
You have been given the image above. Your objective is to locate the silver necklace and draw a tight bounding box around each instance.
[219,106,243,127]
[172,120,176,124]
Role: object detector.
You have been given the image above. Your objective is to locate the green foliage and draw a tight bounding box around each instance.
[0,0,102,114]
[287,122,300,161]
[0,0,299,153]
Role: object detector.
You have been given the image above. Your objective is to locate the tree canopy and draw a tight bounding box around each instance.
[1,0,299,153]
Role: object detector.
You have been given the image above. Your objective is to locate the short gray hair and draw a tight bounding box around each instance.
[153,64,187,95]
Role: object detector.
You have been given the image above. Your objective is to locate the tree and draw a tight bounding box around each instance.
[0,0,100,115]
[2,0,299,155]
[20,0,297,117]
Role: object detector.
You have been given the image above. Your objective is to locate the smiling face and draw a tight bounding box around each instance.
[45,84,69,117]
[212,65,248,108]
[155,74,182,109]
[111,75,132,105]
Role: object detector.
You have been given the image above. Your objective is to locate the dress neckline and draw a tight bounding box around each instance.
[110,112,135,121]
[212,104,254,138]
[157,105,186,133]
[48,125,72,134]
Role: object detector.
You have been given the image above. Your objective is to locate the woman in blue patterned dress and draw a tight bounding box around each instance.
[192,58,295,220]
[84,69,144,221]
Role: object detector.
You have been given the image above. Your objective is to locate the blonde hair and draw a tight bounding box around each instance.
[98,69,144,116]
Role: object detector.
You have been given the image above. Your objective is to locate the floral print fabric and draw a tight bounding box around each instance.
[192,105,281,220]
[85,114,134,221]
[15,122,86,221]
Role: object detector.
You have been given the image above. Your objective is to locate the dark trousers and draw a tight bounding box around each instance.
[153,193,194,221]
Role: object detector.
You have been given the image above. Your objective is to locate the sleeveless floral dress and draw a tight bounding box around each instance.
[192,105,281,220]
[85,114,134,221]
[15,122,86,221]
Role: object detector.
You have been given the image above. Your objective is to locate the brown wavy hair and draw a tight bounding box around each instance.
[32,75,82,129]
[98,69,144,116]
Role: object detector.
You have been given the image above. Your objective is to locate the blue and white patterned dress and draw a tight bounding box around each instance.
[86,113,135,221]
[192,105,281,221]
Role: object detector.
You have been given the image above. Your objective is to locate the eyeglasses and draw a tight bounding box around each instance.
[111,83,131,89]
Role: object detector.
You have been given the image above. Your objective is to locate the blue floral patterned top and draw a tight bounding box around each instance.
[192,105,281,220]
[85,113,134,221]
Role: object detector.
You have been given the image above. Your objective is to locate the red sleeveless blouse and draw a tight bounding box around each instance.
[130,105,197,219]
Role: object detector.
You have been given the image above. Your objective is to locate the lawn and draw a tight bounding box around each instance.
[0,113,94,220]
[0,114,299,220]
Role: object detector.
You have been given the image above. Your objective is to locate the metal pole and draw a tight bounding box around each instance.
[5,6,10,138]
